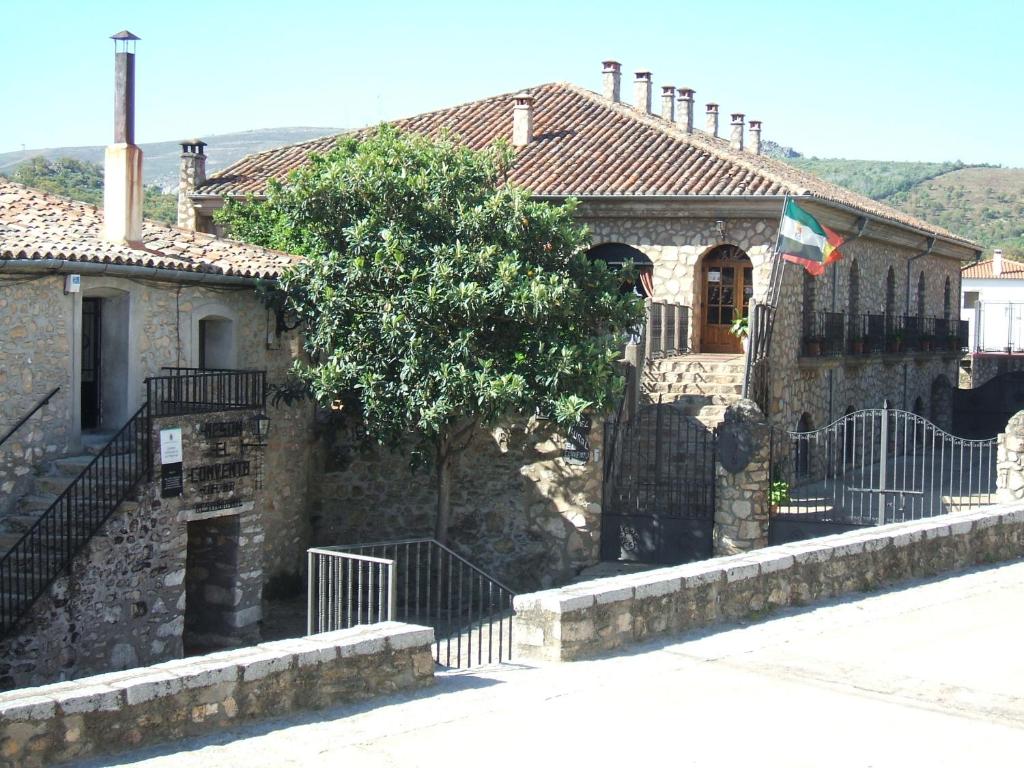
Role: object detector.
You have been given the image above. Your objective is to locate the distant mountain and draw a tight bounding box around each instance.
[0,127,338,192]
[781,158,1024,257]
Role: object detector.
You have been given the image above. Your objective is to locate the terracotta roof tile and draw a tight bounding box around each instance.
[0,179,298,279]
[198,82,975,248]
[962,257,1024,280]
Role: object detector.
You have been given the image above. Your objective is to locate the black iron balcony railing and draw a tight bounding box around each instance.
[802,314,968,358]
[801,311,845,357]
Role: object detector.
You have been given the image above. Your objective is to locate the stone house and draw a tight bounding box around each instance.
[178,61,980,573]
[0,39,316,688]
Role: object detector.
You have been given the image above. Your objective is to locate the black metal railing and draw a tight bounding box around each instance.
[0,387,61,451]
[802,313,966,358]
[148,368,266,417]
[743,302,775,414]
[645,300,690,358]
[0,403,151,635]
[801,311,844,356]
[317,538,516,669]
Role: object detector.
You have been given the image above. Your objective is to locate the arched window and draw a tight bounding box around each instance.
[802,270,816,338]
[943,277,951,320]
[848,261,860,348]
[917,272,926,317]
[197,315,236,369]
[885,266,896,318]
[587,242,654,297]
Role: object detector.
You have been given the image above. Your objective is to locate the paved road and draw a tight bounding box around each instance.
[84,560,1024,767]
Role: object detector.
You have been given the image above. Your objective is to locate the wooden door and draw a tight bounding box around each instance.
[701,257,752,353]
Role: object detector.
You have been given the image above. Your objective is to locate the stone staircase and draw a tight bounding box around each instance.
[0,432,119,552]
[643,353,746,428]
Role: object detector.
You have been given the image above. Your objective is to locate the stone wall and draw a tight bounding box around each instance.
[513,502,1024,662]
[0,622,435,768]
[0,273,314,584]
[997,411,1024,504]
[713,400,770,555]
[970,353,1024,388]
[314,415,603,592]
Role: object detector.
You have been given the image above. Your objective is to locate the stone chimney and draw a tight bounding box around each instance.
[177,140,207,230]
[705,103,719,137]
[634,71,652,114]
[994,248,1004,276]
[661,86,676,122]
[602,60,622,103]
[730,113,745,151]
[676,88,694,133]
[512,92,534,147]
[103,31,144,245]
[748,120,762,155]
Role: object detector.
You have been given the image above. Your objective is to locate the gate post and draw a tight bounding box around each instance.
[997,410,1024,504]
[713,399,771,556]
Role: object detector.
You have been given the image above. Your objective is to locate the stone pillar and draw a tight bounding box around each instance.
[997,410,1024,504]
[177,140,207,230]
[713,399,770,555]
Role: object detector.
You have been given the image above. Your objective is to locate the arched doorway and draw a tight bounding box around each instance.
[587,242,654,297]
[699,244,752,353]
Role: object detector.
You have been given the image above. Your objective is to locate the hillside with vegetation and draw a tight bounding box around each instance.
[786,158,1024,257]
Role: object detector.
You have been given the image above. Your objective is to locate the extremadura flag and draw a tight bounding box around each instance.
[778,199,845,276]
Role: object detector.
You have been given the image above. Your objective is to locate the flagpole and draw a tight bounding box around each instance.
[765,194,790,310]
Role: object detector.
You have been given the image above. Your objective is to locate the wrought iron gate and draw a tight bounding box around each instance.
[602,402,716,564]
[771,408,997,544]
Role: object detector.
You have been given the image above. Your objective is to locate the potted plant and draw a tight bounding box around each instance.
[849,334,865,355]
[730,314,749,353]
[769,479,791,514]
[803,335,824,357]
[885,331,903,354]
[947,333,961,352]
[919,333,934,352]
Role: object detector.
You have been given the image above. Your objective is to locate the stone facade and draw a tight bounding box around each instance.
[713,399,770,555]
[0,622,435,768]
[969,353,1024,389]
[997,411,1024,504]
[313,415,603,592]
[513,502,1024,662]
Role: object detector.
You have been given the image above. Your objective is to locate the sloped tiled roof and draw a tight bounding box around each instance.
[198,82,975,248]
[962,257,1024,280]
[0,178,298,279]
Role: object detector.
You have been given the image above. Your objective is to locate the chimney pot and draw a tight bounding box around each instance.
[512,92,534,147]
[706,103,719,137]
[602,60,622,103]
[994,248,1004,276]
[730,113,745,151]
[634,71,653,114]
[661,86,676,122]
[104,30,143,245]
[676,88,695,134]
[747,120,762,155]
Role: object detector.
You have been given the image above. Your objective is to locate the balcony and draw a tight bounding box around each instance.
[800,312,967,363]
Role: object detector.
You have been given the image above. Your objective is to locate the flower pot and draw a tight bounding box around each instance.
[850,340,864,355]
[805,340,822,357]
[921,339,932,352]
[886,340,902,354]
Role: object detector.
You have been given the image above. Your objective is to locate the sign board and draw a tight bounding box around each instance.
[160,428,183,464]
[159,427,184,498]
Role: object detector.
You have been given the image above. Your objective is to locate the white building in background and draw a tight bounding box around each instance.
[962,249,1024,353]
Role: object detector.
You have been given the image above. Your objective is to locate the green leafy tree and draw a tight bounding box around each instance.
[218,126,642,542]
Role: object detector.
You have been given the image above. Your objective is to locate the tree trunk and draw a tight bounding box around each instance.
[434,432,452,545]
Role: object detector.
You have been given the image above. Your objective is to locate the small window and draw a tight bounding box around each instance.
[963,291,979,310]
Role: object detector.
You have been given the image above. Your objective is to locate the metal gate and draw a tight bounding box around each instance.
[771,408,997,544]
[602,402,716,564]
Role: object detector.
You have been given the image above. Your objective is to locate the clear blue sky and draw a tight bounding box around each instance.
[2,0,1022,167]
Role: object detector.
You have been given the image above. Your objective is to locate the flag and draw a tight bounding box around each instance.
[778,198,845,276]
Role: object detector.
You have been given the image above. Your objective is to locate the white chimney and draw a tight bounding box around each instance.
[676,88,694,133]
[104,31,143,245]
[602,60,622,103]
[730,113,745,151]
[706,103,719,137]
[661,86,676,122]
[747,120,762,155]
[634,71,652,114]
[512,92,534,147]
[993,248,1004,276]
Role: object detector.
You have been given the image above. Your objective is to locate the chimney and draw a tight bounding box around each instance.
[706,103,719,137]
[602,60,622,103]
[993,248,1004,276]
[177,140,207,230]
[512,92,534,147]
[661,86,676,122]
[103,31,143,245]
[634,71,652,114]
[676,88,695,133]
[730,113,745,151]
[748,120,762,155]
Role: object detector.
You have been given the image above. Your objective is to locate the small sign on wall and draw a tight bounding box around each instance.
[160,427,183,498]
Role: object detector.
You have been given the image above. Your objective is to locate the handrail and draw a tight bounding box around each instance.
[0,402,151,636]
[0,387,61,451]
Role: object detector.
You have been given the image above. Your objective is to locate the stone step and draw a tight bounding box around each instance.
[648,371,744,384]
[51,454,97,474]
[15,494,59,513]
[81,432,118,455]
[653,360,746,374]
[649,382,743,396]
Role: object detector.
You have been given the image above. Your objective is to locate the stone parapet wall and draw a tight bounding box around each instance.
[0,622,435,768]
[970,353,1024,388]
[513,504,1024,662]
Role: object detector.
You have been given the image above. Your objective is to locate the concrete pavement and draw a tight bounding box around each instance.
[80,559,1024,767]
